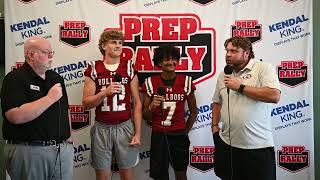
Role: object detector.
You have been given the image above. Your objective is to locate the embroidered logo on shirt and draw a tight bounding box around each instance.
[30,84,40,91]
[242,74,252,80]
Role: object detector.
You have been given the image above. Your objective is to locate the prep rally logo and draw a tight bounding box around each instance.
[114,13,216,85]
[278,146,309,172]
[231,20,262,44]
[189,0,216,5]
[101,0,130,6]
[285,0,299,2]
[18,0,37,3]
[189,146,214,172]
[69,105,91,131]
[59,21,91,47]
[277,61,308,87]
[11,62,24,71]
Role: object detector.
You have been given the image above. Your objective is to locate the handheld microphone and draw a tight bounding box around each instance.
[114,73,122,83]
[157,86,166,96]
[114,74,122,94]
[224,64,234,178]
[157,86,165,109]
[157,87,170,126]
[224,65,233,94]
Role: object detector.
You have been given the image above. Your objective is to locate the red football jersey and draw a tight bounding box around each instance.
[141,74,196,132]
[84,60,136,125]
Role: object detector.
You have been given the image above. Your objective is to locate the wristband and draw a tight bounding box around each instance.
[238,84,245,94]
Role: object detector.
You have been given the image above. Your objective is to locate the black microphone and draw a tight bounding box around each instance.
[113,73,122,108]
[157,86,165,110]
[157,86,166,97]
[224,65,233,94]
[114,74,122,83]
[157,87,170,126]
[114,73,122,93]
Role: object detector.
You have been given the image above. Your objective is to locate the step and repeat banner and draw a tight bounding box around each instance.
[4,0,314,179]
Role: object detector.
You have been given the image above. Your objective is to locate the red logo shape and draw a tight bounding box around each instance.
[18,0,37,4]
[107,13,216,86]
[59,21,91,48]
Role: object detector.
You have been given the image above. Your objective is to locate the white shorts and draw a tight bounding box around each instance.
[90,120,139,170]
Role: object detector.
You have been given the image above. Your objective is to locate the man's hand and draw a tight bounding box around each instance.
[224,76,241,91]
[129,134,141,146]
[66,136,75,144]
[103,82,122,96]
[149,95,164,111]
[212,125,220,134]
[47,83,63,103]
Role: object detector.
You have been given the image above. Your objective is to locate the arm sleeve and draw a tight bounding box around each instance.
[84,61,96,81]
[0,73,27,112]
[260,63,281,91]
[141,77,153,97]
[212,73,223,104]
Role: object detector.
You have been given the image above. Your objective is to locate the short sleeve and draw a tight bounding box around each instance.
[0,73,26,112]
[127,60,137,80]
[141,77,153,97]
[84,61,96,80]
[260,63,281,91]
[185,75,195,96]
[212,73,224,104]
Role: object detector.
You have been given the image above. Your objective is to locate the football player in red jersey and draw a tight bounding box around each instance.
[82,30,142,180]
[141,44,198,180]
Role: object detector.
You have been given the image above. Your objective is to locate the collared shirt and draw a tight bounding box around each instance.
[1,62,70,141]
[212,59,281,149]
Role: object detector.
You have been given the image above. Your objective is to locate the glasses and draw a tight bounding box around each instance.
[35,50,55,57]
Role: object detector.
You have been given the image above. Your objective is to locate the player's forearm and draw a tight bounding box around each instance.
[142,104,153,122]
[82,91,106,110]
[211,103,221,126]
[132,105,142,136]
[186,110,198,132]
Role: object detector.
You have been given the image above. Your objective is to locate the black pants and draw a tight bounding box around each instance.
[213,132,276,180]
[150,131,190,180]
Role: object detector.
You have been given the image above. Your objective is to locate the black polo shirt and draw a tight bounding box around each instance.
[1,62,70,141]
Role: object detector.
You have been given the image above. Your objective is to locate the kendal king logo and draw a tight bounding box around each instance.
[10,17,51,41]
[111,13,216,85]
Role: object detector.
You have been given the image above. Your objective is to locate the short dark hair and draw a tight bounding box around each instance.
[224,36,255,59]
[153,44,180,67]
[98,30,124,56]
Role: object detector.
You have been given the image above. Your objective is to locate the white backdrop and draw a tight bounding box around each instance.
[4,0,314,180]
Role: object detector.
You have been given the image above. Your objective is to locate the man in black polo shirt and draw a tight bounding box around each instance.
[1,36,74,180]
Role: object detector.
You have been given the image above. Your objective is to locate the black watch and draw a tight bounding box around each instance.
[238,84,245,94]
